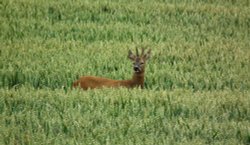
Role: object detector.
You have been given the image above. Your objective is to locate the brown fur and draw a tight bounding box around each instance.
[72,48,151,90]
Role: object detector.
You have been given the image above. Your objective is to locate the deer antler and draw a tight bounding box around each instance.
[141,47,145,56]
[128,49,135,60]
[136,48,139,56]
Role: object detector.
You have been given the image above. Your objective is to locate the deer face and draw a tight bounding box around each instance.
[128,48,151,73]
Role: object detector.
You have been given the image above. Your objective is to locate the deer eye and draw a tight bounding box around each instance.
[140,62,144,65]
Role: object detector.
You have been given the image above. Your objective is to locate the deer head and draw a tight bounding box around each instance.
[128,48,151,74]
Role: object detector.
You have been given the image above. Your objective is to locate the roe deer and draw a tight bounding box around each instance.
[72,48,151,90]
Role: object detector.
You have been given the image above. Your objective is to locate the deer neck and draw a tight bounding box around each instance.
[131,71,145,88]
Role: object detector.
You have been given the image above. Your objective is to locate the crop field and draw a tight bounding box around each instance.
[0,0,250,144]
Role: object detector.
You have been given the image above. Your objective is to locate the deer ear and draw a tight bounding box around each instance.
[143,49,151,60]
[128,50,136,60]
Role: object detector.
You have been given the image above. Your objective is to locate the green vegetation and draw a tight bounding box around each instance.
[0,0,249,144]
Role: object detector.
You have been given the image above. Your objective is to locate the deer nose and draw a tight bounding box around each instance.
[134,65,141,72]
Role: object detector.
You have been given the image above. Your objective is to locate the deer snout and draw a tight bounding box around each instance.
[134,65,141,72]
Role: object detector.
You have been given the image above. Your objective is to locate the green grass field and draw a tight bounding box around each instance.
[1,0,250,144]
